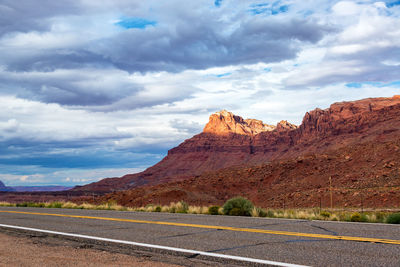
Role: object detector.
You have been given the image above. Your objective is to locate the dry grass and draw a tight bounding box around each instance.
[0,201,15,207]
[2,200,398,224]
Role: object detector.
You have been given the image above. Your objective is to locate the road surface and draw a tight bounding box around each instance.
[0,207,399,266]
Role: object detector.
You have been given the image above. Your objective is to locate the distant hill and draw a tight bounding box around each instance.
[11,186,72,192]
[0,180,15,192]
[0,180,72,192]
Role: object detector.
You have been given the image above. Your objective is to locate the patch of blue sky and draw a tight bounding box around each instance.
[115,17,156,29]
[387,80,400,87]
[301,10,314,18]
[249,1,289,16]
[272,5,288,15]
[216,72,232,78]
[264,67,271,72]
[345,82,362,88]
[214,0,223,7]
[345,81,400,88]
[386,1,400,8]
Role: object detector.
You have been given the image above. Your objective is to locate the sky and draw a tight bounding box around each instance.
[0,0,399,186]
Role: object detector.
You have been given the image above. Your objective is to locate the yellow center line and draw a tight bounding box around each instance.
[1,210,399,245]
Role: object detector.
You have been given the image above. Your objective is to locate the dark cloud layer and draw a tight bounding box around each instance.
[95,17,328,72]
[0,1,329,74]
[0,0,81,36]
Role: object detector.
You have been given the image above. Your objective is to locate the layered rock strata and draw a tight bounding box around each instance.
[74,95,400,192]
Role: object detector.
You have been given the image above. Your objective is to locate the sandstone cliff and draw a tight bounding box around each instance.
[74,95,400,193]
[203,110,276,135]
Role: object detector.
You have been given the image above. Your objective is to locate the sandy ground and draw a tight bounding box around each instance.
[0,232,182,267]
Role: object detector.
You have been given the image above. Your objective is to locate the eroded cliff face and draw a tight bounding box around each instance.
[74,95,400,192]
[203,110,276,135]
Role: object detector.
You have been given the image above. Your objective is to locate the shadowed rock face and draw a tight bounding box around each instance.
[73,95,400,193]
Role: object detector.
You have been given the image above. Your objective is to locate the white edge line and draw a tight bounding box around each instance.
[0,223,308,267]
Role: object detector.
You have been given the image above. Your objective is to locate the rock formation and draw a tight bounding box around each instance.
[73,95,400,194]
[203,110,275,135]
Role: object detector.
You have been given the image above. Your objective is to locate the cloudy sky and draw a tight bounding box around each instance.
[0,0,399,186]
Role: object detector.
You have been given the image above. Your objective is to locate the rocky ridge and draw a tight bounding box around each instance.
[74,95,400,195]
[0,180,14,192]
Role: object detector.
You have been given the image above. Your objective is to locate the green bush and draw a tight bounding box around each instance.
[266,210,275,218]
[16,202,45,208]
[350,212,361,222]
[376,212,386,223]
[154,206,161,212]
[222,197,254,216]
[16,202,29,207]
[350,212,367,222]
[229,208,242,216]
[208,206,220,215]
[387,213,400,224]
[258,208,267,217]
[320,211,331,219]
[47,202,63,209]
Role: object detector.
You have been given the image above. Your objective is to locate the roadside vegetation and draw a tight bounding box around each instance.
[1,198,400,224]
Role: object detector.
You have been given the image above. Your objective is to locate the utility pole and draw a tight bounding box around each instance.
[361,193,364,213]
[319,196,322,213]
[329,176,333,210]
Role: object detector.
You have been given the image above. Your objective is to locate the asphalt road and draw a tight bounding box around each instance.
[0,207,399,266]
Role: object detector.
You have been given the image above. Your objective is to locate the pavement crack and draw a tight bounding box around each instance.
[206,242,268,253]
[160,229,222,239]
[310,224,338,236]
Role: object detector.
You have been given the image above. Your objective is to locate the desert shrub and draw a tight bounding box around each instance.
[188,206,204,214]
[144,205,155,212]
[0,202,14,207]
[79,203,96,209]
[350,212,367,222]
[251,207,267,217]
[176,201,189,213]
[169,201,188,213]
[376,212,386,223]
[161,205,169,212]
[266,210,275,218]
[61,202,78,209]
[386,213,400,224]
[320,211,331,219]
[229,208,242,216]
[154,206,162,212]
[222,197,254,216]
[331,214,339,221]
[350,212,361,222]
[16,202,40,207]
[208,206,220,215]
[200,206,210,214]
[46,202,63,209]
[16,202,26,207]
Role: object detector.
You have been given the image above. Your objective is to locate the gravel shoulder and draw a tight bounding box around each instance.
[0,231,182,267]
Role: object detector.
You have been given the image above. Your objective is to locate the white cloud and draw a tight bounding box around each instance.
[332,1,360,16]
